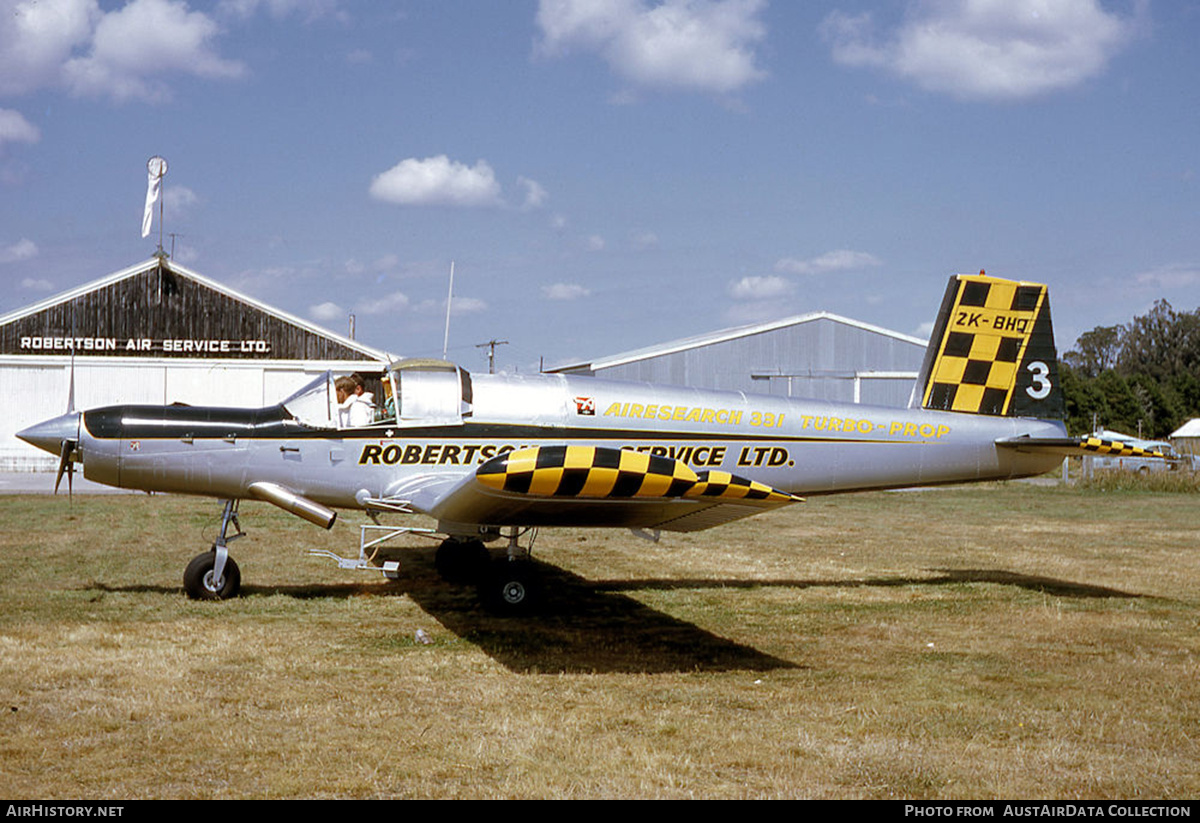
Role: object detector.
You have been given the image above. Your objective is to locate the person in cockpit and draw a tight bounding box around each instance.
[335,377,374,427]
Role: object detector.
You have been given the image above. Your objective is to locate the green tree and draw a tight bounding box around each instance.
[1061,364,1110,435]
[1117,300,1200,383]
[1064,324,1122,378]
[1064,301,1200,436]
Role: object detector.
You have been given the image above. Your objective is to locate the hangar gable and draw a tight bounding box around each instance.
[0,257,387,362]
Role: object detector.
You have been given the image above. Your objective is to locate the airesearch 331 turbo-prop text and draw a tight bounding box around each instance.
[18,273,1166,614]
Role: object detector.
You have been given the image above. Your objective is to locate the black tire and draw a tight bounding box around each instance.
[478,559,541,616]
[435,539,490,584]
[183,551,241,600]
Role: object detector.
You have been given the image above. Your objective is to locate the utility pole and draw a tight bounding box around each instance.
[475,339,509,374]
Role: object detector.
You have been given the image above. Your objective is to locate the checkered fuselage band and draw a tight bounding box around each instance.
[923,275,1047,416]
[475,446,802,503]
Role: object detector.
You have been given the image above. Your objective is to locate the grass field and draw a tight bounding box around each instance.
[1,483,1198,799]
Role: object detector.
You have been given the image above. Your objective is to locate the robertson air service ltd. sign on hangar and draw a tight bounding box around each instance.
[0,257,390,469]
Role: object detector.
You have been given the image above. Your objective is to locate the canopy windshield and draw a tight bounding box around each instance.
[279,372,337,428]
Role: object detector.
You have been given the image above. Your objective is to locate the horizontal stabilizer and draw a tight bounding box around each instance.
[996,435,1169,459]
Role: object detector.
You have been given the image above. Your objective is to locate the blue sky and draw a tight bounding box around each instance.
[1,0,1197,374]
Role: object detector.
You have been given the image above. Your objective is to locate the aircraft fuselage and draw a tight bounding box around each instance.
[74,371,1065,522]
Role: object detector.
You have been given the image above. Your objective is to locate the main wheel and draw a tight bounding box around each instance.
[184,551,241,600]
[435,539,490,584]
[478,559,541,616]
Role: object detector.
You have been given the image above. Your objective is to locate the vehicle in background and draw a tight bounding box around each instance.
[1088,430,1189,473]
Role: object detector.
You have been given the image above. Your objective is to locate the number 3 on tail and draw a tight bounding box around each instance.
[1026,361,1051,399]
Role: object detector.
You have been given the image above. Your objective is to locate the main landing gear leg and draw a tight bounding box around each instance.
[183,499,244,600]
[478,527,541,616]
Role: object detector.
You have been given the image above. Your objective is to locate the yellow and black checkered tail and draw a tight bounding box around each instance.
[913,273,1065,419]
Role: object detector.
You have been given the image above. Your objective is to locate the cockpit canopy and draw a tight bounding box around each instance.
[389,359,473,425]
[279,372,340,428]
[279,360,472,429]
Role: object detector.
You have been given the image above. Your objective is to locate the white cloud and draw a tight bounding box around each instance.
[369,155,504,208]
[1,238,38,263]
[632,230,659,249]
[450,296,487,315]
[0,108,40,149]
[1134,264,1200,290]
[586,234,605,252]
[536,0,767,95]
[774,249,881,275]
[728,274,791,300]
[411,295,487,317]
[20,277,54,291]
[374,254,399,270]
[216,0,339,21]
[356,290,410,315]
[542,282,591,300]
[62,0,244,102]
[309,301,344,322]
[164,185,198,213]
[821,0,1134,101]
[518,176,549,210]
[0,0,98,96]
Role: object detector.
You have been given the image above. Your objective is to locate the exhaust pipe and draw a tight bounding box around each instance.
[247,481,338,529]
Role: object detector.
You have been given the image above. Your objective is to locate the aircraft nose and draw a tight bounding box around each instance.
[16,412,82,456]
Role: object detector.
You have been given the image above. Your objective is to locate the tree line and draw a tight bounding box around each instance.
[1061,300,1200,439]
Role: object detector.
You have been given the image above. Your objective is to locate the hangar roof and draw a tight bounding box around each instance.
[1171,419,1200,438]
[0,256,392,363]
[551,311,927,373]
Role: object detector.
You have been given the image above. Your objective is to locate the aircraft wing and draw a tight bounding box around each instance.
[398,445,804,533]
[995,434,1171,459]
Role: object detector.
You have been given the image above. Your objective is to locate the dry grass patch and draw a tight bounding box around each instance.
[2,483,1198,798]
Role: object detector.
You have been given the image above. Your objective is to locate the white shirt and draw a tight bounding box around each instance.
[346,392,374,427]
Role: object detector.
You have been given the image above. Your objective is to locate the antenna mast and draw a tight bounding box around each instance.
[442,260,455,360]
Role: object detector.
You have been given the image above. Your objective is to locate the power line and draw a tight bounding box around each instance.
[475,339,509,374]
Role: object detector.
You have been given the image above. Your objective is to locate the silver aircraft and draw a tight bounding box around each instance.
[17,273,1164,613]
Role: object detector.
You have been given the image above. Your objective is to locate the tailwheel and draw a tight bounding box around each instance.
[478,558,542,616]
[434,539,490,584]
[184,551,241,600]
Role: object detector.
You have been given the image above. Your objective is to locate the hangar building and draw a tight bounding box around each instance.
[0,256,390,470]
[1171,418,1200,463]
[551,312,928,407]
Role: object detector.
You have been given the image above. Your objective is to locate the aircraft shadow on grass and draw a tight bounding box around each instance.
[592,567,1140,600]
[86,553,1138,675]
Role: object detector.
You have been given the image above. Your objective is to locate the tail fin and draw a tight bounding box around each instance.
[911,272,1064,419]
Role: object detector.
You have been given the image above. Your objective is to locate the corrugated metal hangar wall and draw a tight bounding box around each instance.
[551,313,928,408]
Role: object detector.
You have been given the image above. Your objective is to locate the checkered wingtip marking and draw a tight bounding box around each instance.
[475,446,803,503]
[685,470,803,503]
[924,275,1046,416]
[1079,437,1167,459]
[476,445,698,499]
